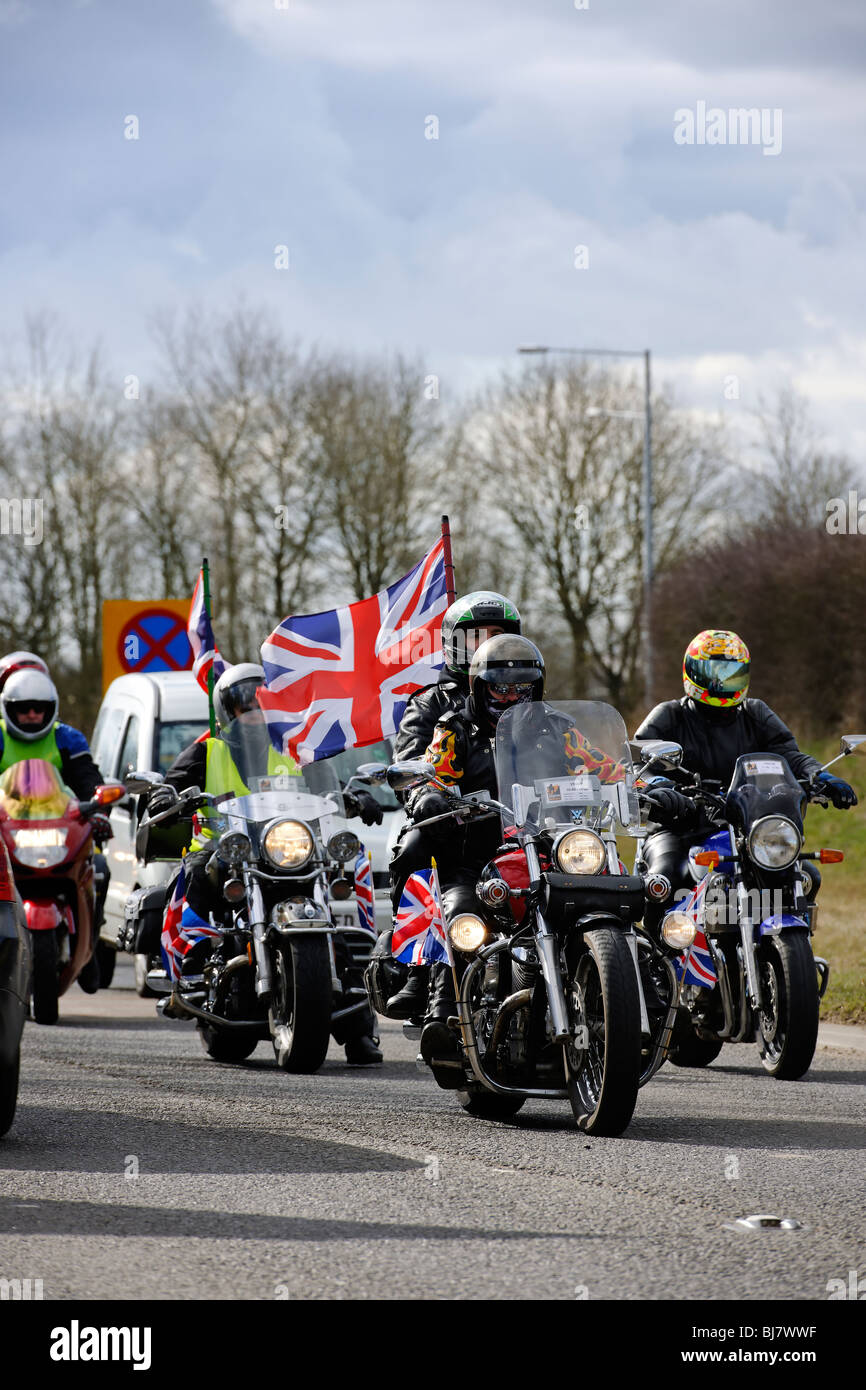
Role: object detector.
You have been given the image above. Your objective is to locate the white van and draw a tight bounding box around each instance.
[90,673,210,956]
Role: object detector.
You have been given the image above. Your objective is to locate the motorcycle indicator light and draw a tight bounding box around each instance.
[329,876,352,901]
[263,819,313,870]
[477,877,510,907]
[94,783,125,806]
[448,914,490,953]
[747,816,801,870]
[327,831,360,864]
[553,829,606,875]
[661,912,697,951]
[818,849,844,863]
[694,850,720,868]
[223,877,246,904]
[217,830,253,867]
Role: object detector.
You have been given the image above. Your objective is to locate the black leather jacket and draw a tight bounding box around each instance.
[393,669,468,763]
[634,697,822,789]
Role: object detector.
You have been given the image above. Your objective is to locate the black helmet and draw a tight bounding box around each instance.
[441,591,521,676]
[468,635,545,727]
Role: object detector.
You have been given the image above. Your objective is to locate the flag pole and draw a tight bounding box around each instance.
[440,515,456,605]
[202,557,217,737]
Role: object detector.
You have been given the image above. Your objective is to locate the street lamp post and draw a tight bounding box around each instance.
[518,345,654,706]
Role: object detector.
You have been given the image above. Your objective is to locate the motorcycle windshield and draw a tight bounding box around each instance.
[494,700,640,835]
[206,715,344,828]
[725,753,805,832]
[0,758,72,820]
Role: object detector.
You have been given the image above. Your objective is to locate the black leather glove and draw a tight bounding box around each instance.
[815,771,857,809]
[148,784,179,818]
[344,789,384,826]
[411,789,455,824]
[90,812,113,845]
[641,785,699,830]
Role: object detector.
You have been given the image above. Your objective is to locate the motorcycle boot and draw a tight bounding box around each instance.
[345,1033,383,1065]
[386,964,429,1019]
[419,963,463,1084]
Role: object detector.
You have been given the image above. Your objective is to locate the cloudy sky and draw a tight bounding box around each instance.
[2,0,865,449]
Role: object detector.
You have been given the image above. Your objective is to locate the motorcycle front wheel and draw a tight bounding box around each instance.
[0,1048,20,1137]
[756,931,819,1079]
[564,928,641,1136]
[270,936,332,1074]
[30,930,60,1025]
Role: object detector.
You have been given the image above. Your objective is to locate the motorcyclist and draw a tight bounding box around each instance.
[412,635,694,1066]
[634,629,857,930]
[387,591,522,1018]
[148,663,386,1065]
[0,668,109,991]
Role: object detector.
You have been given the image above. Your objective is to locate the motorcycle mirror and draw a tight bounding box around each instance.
[355,762,389,784]
[93,782,126,806]
[125,770,165,794]
[386,760,436,791]
[631,740,683,770]
[841,734,866,756]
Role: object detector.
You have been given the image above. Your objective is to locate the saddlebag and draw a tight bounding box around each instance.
[541,873,646,927]
[363,928,407,1017]
[123,884,169,955]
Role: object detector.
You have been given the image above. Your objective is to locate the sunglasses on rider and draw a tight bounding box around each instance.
[488,682,535,697]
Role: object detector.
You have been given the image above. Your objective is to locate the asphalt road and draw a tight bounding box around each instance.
[1,956,864,1301]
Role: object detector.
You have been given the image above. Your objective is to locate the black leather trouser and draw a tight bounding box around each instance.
[640,827,709,935]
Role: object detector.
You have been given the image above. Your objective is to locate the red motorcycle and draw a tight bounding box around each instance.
[0,759,124,1023]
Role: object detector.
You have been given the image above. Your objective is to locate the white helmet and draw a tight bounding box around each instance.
[0,650,49,694]
[213,663,265,730]
[1,668,60,742]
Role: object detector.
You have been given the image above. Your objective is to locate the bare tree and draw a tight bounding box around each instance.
[306,355,441,599]
[463,359,725,712]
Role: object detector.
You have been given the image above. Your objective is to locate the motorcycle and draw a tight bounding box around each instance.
[0,759,124,1023]
[639,734,865,1079]
[365,699,648,1135]
[126,721,374,1071]
[0,836,29,1135]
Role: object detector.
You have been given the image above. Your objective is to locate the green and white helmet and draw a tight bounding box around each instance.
[441,591,522,676]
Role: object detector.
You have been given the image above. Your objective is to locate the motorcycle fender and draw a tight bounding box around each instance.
[756,912,809,937]
[23,900,63,932]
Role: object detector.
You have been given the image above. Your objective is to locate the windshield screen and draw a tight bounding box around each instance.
[0,759,73,820]
[320,741,398,810]
[494,700,640,835]
[725,753,805,831]
[159,720,208,772]
[200,715,345,829]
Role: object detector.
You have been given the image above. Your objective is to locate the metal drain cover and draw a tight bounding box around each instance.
[725,1213,805,1232]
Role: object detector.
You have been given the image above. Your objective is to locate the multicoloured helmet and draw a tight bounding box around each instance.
[683,630,750,707]
[441,592,522,676]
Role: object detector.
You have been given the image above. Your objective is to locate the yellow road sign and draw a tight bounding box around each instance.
[102,599,192,693]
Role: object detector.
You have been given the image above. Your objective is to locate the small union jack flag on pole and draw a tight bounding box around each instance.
[672,879,718,988]
[188,563,226,700]
[353,848,376,937]
[392,867,452,965]
[257,537,449,763]
[160,866,222,982]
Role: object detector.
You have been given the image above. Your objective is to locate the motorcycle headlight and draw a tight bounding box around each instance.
[448,914,490,954]
[553,829,606,875]
[13,827,67,868]
[661,912,697,951]
[217,830,252,866]
[748,816,801,870]
[263,819,314,870]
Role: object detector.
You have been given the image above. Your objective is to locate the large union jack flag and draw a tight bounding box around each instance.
[257,539,448,763]
[188,568,227,695]
[392,868,451,965]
